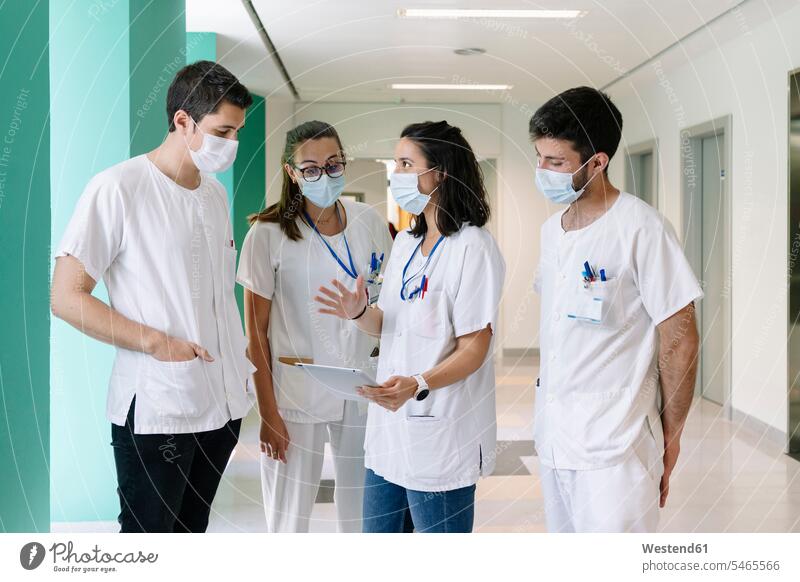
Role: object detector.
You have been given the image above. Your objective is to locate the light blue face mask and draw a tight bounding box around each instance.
[301,174,345,208]
[535,156,598,205]
[390,168,439,215]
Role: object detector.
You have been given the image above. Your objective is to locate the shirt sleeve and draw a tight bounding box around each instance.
[236,223,276,300]
[634,216,704,326]
[55,175,124,282]
[452,233,506,338]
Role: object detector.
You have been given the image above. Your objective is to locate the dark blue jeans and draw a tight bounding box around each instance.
[362,468,476,533]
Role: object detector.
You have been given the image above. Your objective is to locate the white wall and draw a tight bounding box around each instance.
[606,1,800,436]
[345,159,390,214]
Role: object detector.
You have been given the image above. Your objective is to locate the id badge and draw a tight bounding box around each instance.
[366,273,383,305]
[567,291,604,324]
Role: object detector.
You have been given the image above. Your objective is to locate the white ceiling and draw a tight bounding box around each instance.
[186,0,781,104]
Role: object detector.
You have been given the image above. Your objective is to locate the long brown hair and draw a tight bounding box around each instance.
[248,120,344,240]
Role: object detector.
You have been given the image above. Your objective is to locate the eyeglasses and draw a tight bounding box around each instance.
[292,161,346,182]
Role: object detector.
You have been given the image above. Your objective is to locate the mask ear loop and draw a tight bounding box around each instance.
[419,166,441,197]
[572,155,601,192]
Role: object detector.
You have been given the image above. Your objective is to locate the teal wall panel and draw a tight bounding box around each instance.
[0,0,52,533]
[50,0,186,524]
[233,95,266,319]
[49,0,131,525]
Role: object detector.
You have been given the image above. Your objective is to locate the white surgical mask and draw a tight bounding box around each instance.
[301,174,345,208]
[535,156,598,205]
[390,168,439,215]
[187,117,238,173]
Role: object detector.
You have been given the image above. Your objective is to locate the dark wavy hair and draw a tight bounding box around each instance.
[248,120,344,240]
[400,120,489,238]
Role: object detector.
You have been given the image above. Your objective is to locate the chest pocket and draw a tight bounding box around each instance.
[567,277,623,329]
[404,290,450,339]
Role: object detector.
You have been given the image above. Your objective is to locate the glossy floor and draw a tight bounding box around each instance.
[52,357,800,533]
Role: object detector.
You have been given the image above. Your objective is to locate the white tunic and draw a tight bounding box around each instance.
[367,225,506,492]
[534,192,704,470]
[236,198,393,423]
[56,155,255,435]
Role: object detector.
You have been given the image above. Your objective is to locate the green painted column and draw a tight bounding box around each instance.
[0,0,51,533]
[233,95,267,318]
[50,0,185,524]
[186,32,266,319]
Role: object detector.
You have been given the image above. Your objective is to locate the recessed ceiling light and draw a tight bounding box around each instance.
[397,8,584,19]
[454,48,486,56]
[391,83,512,91]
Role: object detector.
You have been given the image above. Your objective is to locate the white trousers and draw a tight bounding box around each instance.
[539,423,664,533]
[260,401,366,533]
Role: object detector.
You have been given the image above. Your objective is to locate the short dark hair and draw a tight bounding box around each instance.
[166,60,253,131]
[400,120,490,238]
[529,86,623,167]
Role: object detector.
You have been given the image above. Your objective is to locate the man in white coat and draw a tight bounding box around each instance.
[51,61,255,532]
[530,86,703,532]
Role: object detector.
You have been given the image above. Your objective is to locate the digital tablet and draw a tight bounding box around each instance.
[294,363,378,402]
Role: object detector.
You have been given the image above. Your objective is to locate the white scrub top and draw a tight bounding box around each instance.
[367,224,505,492]
[56,155,255,435]
[236,198,393,424]
[534,192,703,470]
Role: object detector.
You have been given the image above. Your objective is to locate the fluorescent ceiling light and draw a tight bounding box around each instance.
[391,83,513,91]
[397,8,584,19]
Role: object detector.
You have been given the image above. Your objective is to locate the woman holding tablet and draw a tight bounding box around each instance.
[315,121,505,533]
[237,120,392,532]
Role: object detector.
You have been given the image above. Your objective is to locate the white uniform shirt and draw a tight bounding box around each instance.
[56,155,255,435]
[534,192,703,470]
[236,198,393,423]
[367,225,505,492]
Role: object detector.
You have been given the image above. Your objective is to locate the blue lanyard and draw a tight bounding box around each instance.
[400,235,444,300]
[303,206,358,280]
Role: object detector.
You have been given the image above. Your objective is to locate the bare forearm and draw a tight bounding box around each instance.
[53,291,162,354]
[658,308,700,439]
[249,332,279,417]
[352,306,383,337]
[659,348,697,437]
[422,328,492,390]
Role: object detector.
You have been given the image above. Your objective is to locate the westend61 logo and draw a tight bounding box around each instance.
[19,541,158,573]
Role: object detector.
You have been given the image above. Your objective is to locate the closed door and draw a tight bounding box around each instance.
[699,133,726,405]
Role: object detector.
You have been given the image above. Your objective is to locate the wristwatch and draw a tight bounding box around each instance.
[412,374,430,401]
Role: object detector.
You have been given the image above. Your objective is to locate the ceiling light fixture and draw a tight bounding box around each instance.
[397,8,584,19]
[391,83,512,91]
[454,47,486,56]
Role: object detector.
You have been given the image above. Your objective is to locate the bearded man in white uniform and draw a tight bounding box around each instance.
[530,87,703,533]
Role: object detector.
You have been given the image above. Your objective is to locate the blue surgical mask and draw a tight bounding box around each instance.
[301,174,345,208]
[390,168,439,215]
[535,156,598,205]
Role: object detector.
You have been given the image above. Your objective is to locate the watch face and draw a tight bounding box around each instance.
[415,388,430,401]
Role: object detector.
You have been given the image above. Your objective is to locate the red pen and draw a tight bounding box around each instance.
[422,275,428,299]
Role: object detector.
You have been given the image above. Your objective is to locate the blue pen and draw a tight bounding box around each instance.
[600,269,607,282]
[370,252,376,272]
[583,261,593,281]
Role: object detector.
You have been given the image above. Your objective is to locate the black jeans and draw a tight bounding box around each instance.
[110,397,241,533]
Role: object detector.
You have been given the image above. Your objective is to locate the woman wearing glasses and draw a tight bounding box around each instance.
[315,121,505,532]
[237,120,393,532]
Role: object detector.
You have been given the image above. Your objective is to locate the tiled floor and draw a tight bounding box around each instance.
[52,357,800,533]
